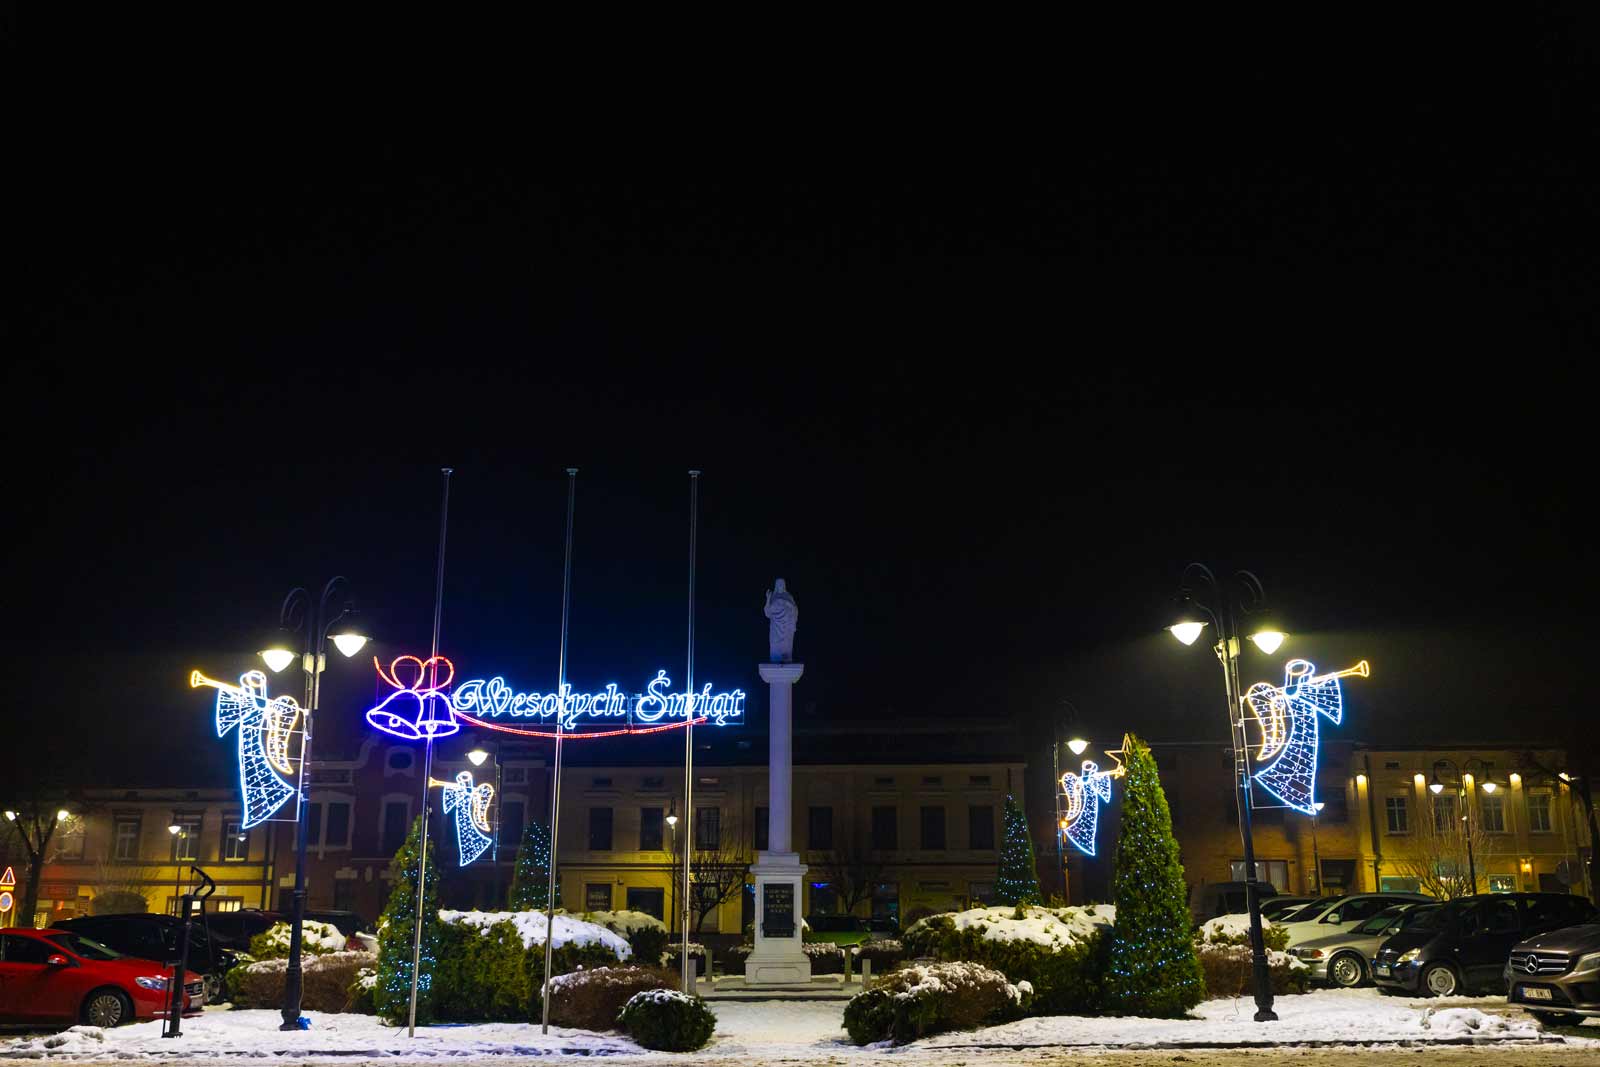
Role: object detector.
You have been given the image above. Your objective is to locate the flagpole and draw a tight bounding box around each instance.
[681,470,700,992]
[541,468,579,1034]
[408,467,453,1037]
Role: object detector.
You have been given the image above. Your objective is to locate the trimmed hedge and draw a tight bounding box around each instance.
[548,966,677,1031]
[229,951,376,1011]
[426,917,627,1022]
[583,910,670,966]
[843,962,1028,1045]
[617,989,717,1051]
[901,909,1109,1015]
[853,940,907,971]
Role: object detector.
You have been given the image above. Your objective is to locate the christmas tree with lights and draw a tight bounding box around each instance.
[375,814,442,1024]
[1103,735,1204,1016]
[508,816,560,909]
[994,794,1042,906]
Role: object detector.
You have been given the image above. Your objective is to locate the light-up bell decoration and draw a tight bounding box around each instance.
[1058,754,1125,857]
[190,670,303,829]
[1244,659,1369,815]
[435,770,495,866]
[367,655,460,741]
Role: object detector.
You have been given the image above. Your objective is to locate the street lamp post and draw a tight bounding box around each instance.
[1429,758,1490,893]
[1309,803,1324,894]
[665,809,679,935]
[168,825,183,912]
[260,578,367,1032]
[467,747,504,903]
[1170,563,1287,1023]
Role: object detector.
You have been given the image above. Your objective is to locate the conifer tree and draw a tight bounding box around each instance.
[994,794,1042,906]
[375,815,442,1025]
[508,816,560,910]
[1103,735,1204,1016]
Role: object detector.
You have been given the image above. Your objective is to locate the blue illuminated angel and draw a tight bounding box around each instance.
[191,669,302,829]
[440,770,495,866]
[1244,659,1368,815]
[1058,758,1123,857]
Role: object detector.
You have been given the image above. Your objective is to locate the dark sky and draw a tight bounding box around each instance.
[10,12,1598,793]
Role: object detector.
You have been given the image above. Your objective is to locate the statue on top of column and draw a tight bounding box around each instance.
[764,579,798,662]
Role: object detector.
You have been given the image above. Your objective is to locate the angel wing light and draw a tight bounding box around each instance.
[440,770,495,866]
[1058,756,1125,857]
[1244,659,1368,815]
[192,670,302,829]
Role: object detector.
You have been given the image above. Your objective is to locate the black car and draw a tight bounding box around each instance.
[201,909,284,951]
[55,914,240,1002]
[1372,893,1599,997]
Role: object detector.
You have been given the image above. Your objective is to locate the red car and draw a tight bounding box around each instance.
[0,927,203,1026]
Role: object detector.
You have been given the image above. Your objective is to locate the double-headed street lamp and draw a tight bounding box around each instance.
[1429,757,1492,893]
[259,578,367,1032]
[1170,563,1287,1023]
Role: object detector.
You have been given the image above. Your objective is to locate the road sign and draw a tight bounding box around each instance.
[0,892,12,912]
[0,866,15,890]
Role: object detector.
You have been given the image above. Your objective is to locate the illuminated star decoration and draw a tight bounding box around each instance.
[437,770,495,866]
[367,655,460,741]
[1244,659,1369,815]
[190,670,303,829]
[1058,752,1125,857]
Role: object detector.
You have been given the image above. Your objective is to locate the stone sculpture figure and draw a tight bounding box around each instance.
[763,579,798,662]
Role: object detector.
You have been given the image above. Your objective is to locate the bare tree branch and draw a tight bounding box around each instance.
[1392,793,1495,900]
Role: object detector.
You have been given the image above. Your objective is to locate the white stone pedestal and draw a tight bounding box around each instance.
[748,662,811,985]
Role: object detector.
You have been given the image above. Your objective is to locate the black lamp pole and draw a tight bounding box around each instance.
[1173,563,1279,1023]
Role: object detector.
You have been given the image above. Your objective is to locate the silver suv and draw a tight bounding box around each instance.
[1504,917,1600,1025]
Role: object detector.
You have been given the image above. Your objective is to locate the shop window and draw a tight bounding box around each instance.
[585,883,611,911]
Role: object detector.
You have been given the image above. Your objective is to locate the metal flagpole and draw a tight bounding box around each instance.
[681,470,700,992]
[408,468,453,1037]
[541,468,579,1034]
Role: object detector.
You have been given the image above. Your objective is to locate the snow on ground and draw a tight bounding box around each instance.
[1,989,1589,1061]
[437,910,632,958]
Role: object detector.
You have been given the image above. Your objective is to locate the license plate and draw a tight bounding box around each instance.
[1374,964,1391,976]
[1522,987,1552,1001]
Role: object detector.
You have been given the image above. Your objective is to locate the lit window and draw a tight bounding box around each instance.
[1385,796,1409,834]
[223,819,249,861]
[1527,792,1553,833]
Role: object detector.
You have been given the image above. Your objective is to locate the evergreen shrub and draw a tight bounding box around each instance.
[842,961,1028,1045]
[853,939,907,971]
[374,816,442,1024]
[994,795,1042,905]
[1192,917,1309,998]
[548,965,677,1030]
[616,989,717,1051]
[900,906,1111,1015]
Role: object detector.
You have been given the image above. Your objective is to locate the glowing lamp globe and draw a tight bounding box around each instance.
[665,813,678,828]
[331,630,369,658]
[4,810,15,821]
[1169,621,1206,646]
[1481,781,1497,794]
[168,824,182,835]
[1067,738,1089,756]
[1430,780,1444,795]
[467,749,490,767]
[1248,630,1287,654]
[57,809,70,821]
[260,646,297,673]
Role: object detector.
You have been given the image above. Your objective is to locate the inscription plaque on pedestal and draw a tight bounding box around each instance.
[762,883,795,938]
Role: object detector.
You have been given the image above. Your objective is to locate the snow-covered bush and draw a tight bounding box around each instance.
[583,909,669,966]
[803,940,845,974]
[230,950,377,1012]
[427,910,631,1022]
[1192,914,1308,998]
[853,939,906,970]
[547,965,677,1031]
[901,904,1113,1015]
[347,967,378,1015]
[843,961,1028,1045]
[616,988,717,1051]
[249,919,350,960]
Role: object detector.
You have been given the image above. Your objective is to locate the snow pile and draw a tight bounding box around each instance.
[1421,1007,1542,1038]
[253,919,349,954]
[934,904,1115,948]
[1200,913,1267,943]
[887,961,1029,1006]
[852,939,902,955]
[547,965,656,991]
[439,909,632,958]
[803,941,843,958]
[242,949,375,977]
[7,1026,107,1058]
[665,941,707,958]
[582,909,665,936]
[624,987,698,1009]
[1195,914,1303,971]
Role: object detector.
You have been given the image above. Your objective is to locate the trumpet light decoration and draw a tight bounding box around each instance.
[1058,755,1125,857]
[436,770,495,866]
[191,670,304,829]
[1243,659,1369,815]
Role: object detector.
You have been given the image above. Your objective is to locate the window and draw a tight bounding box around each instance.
[808,807,832,851]
[640,807,664,851]
[871,805,898,850]
[501,800,525,851]
[171,815,202,862]
[1385,795,1409,834]
[2,934,55,964]
[968,805,995,850]
[626,887,664,920]
[334,879,357,912]
[387,750,413,772]
[1380,875,1422,893]
[591,777,613,788]
[113,815,140,861]
[642,776,664,790]
[755,807,769,851]
[1480,792,1506,833]
[324,801,351,847]
[589,808,613,851]
[1432,794,1457,832]
[968,775,991,787]
[1383,761,1401,770]
[1528,791,1553,833]
[307,803,323,846]
[381,801,410,855]
[695,807,720,850]
[223,819,248,861]
[585,883,611,912]
[1229,860,1290,891]
[920,806,946,849]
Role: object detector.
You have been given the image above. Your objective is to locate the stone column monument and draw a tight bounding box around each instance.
[745,580,811,985]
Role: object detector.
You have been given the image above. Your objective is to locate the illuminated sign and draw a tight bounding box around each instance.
[190,670,304,829]
[0,866,12,914]
[368,655,746,741]
[435,770,495,866]
[1244,659,1368,815]
[1058,755,1125,857]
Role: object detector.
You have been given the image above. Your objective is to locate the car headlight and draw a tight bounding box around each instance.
[1292,948,1324,959]
[135,976,169,991]
[1397,948,1422,964]
[1576,952,1600,973]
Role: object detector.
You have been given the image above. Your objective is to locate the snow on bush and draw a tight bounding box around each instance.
[901,905,1113,1015]
[844,961,1028,1045]
[547,965,678,1031]
[233,950,378,1012]
[581,909,664,936]
[1420,1007,1541,1038]
[439,909,632,958]
[1192,914,1307,998]
[907,904,1115,950]
[803,941,843,958]
[249,919,350,958]
[616,988,717,1051]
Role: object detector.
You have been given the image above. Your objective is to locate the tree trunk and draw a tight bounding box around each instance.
[21,852,45,929]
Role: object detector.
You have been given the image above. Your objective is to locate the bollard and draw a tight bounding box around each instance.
[861,958,872,987]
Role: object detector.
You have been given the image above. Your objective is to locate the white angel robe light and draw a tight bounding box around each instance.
[1244,658,1369,815]
[190,670,303,830]
[440,770,495,866]
[1058,759,1124,857]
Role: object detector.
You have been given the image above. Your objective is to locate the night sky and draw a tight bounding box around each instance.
[11,13,1598,798]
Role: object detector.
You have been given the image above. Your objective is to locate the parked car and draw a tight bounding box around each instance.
[1503,915,1600,1025]
[54,913,238,1003]
[1288,902,1432,987]
[1259,896,1317,922]
[0,927,201,1026]
[1276,892,1433,947]
[1373,892,1599,997]
[803,915,873,946]
[1189,881,1279,925]
[302,909,377,938]
[200,908,283,951]
[863,916,901,937]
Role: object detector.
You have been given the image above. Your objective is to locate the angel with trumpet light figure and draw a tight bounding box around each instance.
[191,670,305,829]
[1058,751,1126,857]
[436,770,495,866]
[1244,659,1369,815]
